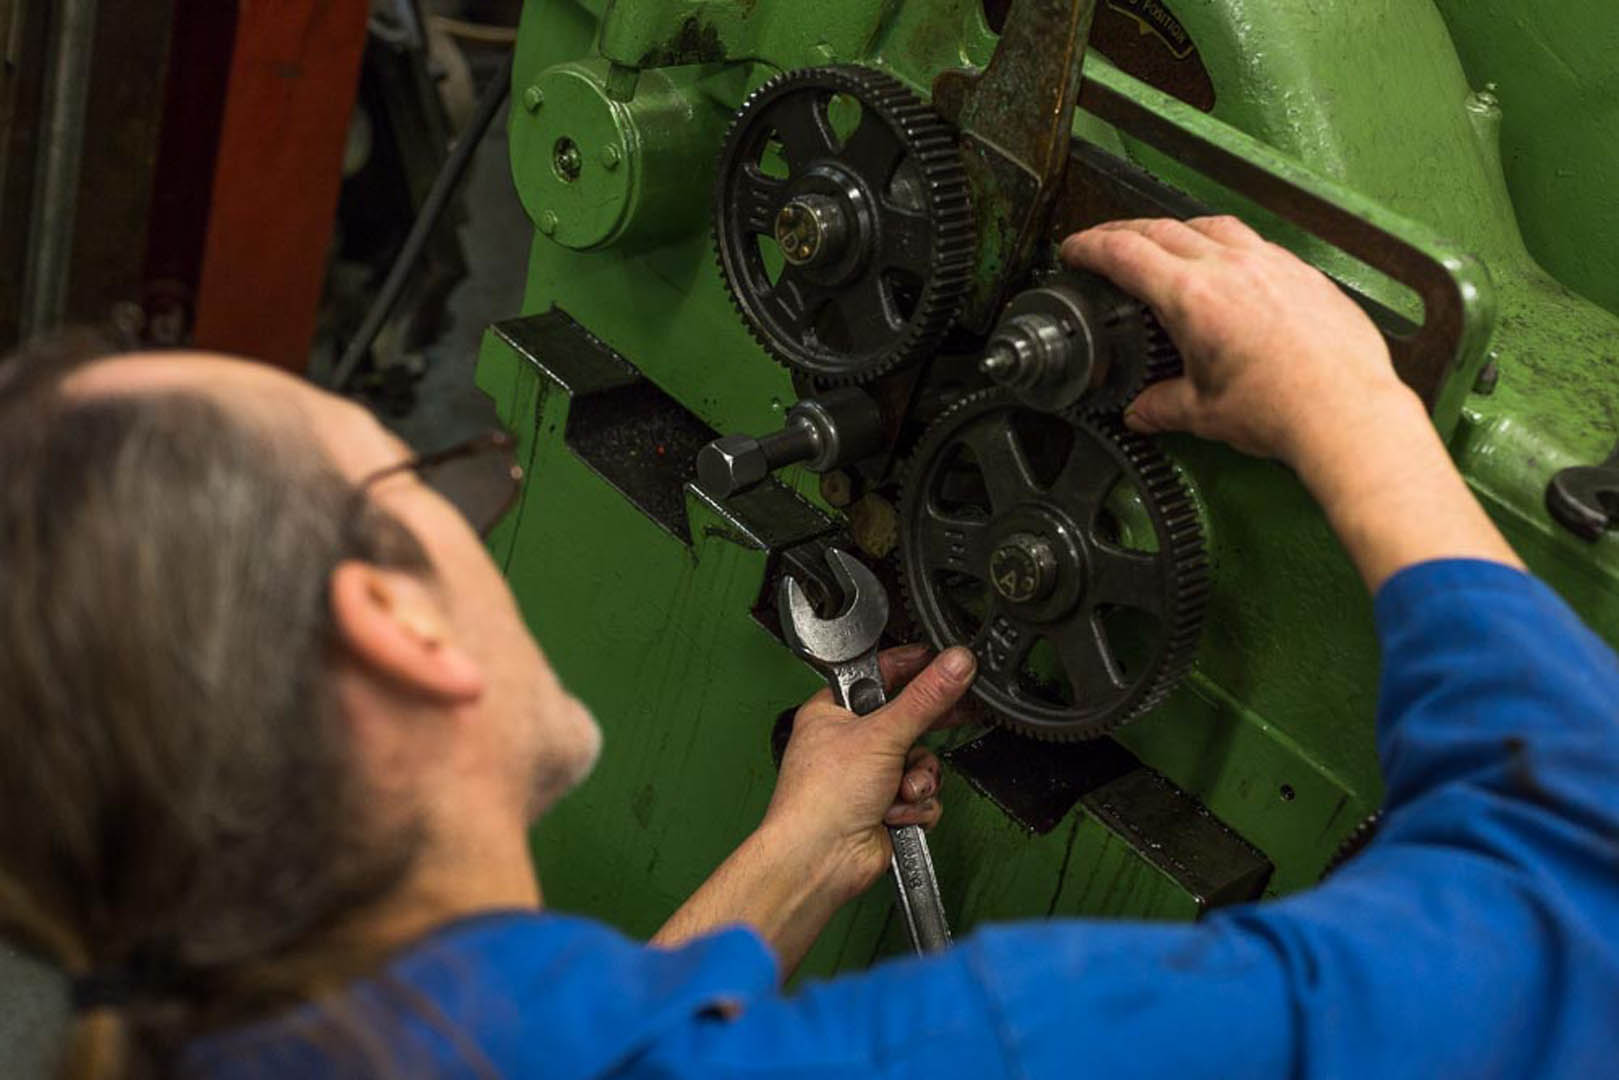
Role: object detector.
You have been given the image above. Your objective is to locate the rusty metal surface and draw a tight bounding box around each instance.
[67,0,177,333]
[0,0,49,345]
[138,0,235,348]
[1090,0,1215,112]
[0,0,177,345]
[932,0,1098,332]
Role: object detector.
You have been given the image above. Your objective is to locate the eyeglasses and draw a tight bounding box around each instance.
[358,430,524,538]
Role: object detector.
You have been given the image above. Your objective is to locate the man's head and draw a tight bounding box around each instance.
[0,338,599,1061]
[68,351,603,819]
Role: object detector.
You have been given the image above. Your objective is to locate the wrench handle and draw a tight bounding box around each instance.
[889,824,953,953]
[828,651,953,954]
[826,651,887,715]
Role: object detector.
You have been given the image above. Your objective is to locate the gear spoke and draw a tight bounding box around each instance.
[971,603,1039,682]
[883,208,936,280]
[765,268,834,331]
[1051,615,1127,697]
[1052,434,1124,511]
[962,419,1041,512]
[765,94,838,173]
[1089,544,1166,614]
[918,504,991,579]
[736,166,787,235]
[834,273,902,335]
[841,110,906,188]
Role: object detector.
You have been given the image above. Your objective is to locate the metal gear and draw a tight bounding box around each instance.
[713,66,974,384]
[1321,811,1383,878]
[1082,300,1181,418]
[899,388,1207,740]
[981,269,1182,419]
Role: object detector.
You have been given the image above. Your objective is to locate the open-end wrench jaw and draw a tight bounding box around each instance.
[779,548,889,666]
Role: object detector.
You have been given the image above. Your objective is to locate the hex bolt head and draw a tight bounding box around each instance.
[697,435,768,498]
[539,210,559,236]
[601,144,622,170]
[522,86,545,113]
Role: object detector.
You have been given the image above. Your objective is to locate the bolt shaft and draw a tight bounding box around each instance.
[758,418,821,469]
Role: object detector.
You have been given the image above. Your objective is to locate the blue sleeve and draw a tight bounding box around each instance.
[631,561,1619,1078]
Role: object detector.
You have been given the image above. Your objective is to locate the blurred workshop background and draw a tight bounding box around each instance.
[0,0,527,448]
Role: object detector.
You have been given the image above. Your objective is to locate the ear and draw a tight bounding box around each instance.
[330,561,485,704]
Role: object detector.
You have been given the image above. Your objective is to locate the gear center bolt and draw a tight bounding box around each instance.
[552,137,583,183]
[775,194,849,267]
[989,532,1060,604]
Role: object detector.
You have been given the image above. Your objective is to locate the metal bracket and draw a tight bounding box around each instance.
[933,0,1099,332]
[945,727,1272,911]
[496,308,834,548]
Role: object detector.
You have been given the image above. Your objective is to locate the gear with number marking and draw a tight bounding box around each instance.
[713,65,974,384]
[899,388,1208,740]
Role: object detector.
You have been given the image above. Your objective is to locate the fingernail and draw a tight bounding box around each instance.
[916,777,935,799]
[898,643,931,660]
[940,647,975,678]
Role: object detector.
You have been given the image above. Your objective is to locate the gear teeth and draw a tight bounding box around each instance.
[1142,310,1183,385]
[1071,303,1183,420]
[1321,811,1383,878]
[712,66,975,384]
[898,389,1209,742]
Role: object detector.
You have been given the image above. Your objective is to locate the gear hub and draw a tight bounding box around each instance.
[713,66,975,384]
[900,389,1208,740]
[979,270,1182,417]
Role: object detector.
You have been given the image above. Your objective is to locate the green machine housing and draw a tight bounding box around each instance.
[476,0,1619,973]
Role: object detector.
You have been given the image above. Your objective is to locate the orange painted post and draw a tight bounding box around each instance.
[190,0,370,370]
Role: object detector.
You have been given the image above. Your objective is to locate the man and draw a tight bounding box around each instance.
[1,218,1615,1078]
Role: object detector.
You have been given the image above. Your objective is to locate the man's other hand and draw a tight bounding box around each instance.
[1062,215,1521,589]
[1061,216,1408,468]
[765,644,977,901]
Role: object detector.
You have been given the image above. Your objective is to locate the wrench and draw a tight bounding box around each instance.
[1546,439,1619,542]
[779,548,953,954]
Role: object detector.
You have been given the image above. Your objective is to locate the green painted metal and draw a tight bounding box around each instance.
[482,0,1619,972]
[511,59,735,250]
[1432,0,1619,319]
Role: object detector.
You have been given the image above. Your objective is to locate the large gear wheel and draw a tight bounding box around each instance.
[899,388,1208,740]
[713,66,974,384]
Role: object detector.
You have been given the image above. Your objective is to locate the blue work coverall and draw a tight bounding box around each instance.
[189,561,1619,1078]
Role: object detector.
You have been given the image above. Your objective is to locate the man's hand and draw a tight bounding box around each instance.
[1062,216,1406,466]
[653,645,975,971]
[763,644,977,900]
[1061,216,1521,590]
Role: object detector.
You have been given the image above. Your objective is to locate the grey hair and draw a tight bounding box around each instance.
[0,338,433,1077]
